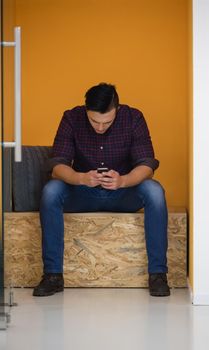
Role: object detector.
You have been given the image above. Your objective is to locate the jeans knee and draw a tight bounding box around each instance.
[136,179,166,206]
[40,180,67,208]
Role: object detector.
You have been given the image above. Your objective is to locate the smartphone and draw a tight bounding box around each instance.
[97,167,109,173]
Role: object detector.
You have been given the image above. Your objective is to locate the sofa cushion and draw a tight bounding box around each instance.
[13,146,52,211]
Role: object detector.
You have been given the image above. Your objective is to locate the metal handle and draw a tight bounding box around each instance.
[2,27,22,162]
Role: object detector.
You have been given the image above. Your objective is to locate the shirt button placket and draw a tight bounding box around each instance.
[100,146,104,166]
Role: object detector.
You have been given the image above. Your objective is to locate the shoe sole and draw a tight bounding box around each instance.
[33,287,64,297]
[150,291,170,297]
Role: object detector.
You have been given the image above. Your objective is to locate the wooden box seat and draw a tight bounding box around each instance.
[4,208,187,288]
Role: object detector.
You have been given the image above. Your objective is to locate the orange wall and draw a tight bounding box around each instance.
[3,0,15,142]
[14,0,189,207]
[188,0,193,288]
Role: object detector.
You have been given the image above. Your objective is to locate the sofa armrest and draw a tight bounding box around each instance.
[3,148,13,212]
[13,146,52,211]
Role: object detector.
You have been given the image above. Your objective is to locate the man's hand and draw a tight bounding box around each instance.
[81,170,103,187]
[99,165,153,189]
[53,164,153,189]
[100,170,123,190]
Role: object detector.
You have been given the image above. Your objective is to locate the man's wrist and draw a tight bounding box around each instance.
[77,172,85,185]
[120,175,127,188]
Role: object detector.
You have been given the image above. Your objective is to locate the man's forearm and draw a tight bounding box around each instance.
[52,164,153,189]
[120,165,153,188]
[52,164,84,185]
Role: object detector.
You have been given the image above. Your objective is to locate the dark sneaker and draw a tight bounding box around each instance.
[149,273,170,297]
[33,273,64,297]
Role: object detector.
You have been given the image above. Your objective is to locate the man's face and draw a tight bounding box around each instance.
[86,108,117,134]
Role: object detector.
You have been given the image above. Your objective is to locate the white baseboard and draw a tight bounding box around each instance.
[187,278,209,305]
[192,295,209,306]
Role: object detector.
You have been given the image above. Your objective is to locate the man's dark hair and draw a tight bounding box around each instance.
[85,83,119,113]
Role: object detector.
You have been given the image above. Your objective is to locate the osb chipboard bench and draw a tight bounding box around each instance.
[4,147,187,288]
[4,208,187,288]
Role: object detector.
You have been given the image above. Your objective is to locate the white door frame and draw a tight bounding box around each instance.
[192,0,209,305]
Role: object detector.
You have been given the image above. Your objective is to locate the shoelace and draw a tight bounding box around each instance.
[40,274,60,284]
[150,273,167,282]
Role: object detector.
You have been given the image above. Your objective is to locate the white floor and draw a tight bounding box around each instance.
[0,288,209,350]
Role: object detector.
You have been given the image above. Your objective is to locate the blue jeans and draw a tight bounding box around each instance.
[40,179,168,274]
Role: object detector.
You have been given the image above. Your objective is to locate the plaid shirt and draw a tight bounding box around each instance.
[51,104,159,175]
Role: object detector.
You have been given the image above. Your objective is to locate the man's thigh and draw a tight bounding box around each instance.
[63,185,144,213]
